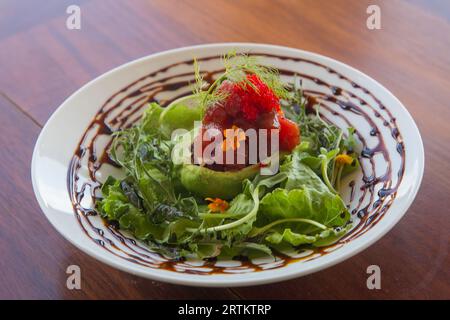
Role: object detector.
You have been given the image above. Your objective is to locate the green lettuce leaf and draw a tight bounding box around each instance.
[259,187,348,229]
[259,150,349,228]
[265,224,352,247]
[250,148,351,247]
[219,242,273,259]
[97,177,167,241]
[265,229,316,246]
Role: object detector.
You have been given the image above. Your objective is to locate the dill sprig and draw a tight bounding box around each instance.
[192,58,229,115]
[222,51,289,99]
[192,51,290,114]
[192,58,204,96]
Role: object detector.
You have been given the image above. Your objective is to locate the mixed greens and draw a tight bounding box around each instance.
[96,54,359,260]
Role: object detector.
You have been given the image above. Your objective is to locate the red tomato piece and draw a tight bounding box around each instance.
[279,117,300,151]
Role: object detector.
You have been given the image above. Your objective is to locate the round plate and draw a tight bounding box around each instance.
[31,43,424,287]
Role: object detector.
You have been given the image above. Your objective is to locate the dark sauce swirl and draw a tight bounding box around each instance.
[67,53,405,274]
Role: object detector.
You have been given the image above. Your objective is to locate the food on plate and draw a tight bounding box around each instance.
[96,52,359,260]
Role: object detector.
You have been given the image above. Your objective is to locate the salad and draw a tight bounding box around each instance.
[97,52,359,260]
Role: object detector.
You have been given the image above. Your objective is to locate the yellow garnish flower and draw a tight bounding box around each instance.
[335,154,354,165]
[222,125,246,151]
[205,197,229,213]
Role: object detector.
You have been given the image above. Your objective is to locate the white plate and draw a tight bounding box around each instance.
[31,43,424,287]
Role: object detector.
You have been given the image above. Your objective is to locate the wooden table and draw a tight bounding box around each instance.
[1,0,449,300]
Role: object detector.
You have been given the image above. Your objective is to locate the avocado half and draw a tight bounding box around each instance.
[171,126,259,200]
[159,95,203,138]
[178,163,259,199]
[166,95,284,199]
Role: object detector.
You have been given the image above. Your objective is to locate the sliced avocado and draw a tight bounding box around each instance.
[171,128,259,199]
[159,95,202,138]
[179,163,259,199]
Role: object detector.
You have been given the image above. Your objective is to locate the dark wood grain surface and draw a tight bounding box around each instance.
[0,0,449,299]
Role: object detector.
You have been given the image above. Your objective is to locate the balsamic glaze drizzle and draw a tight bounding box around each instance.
[67,53,405,274]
